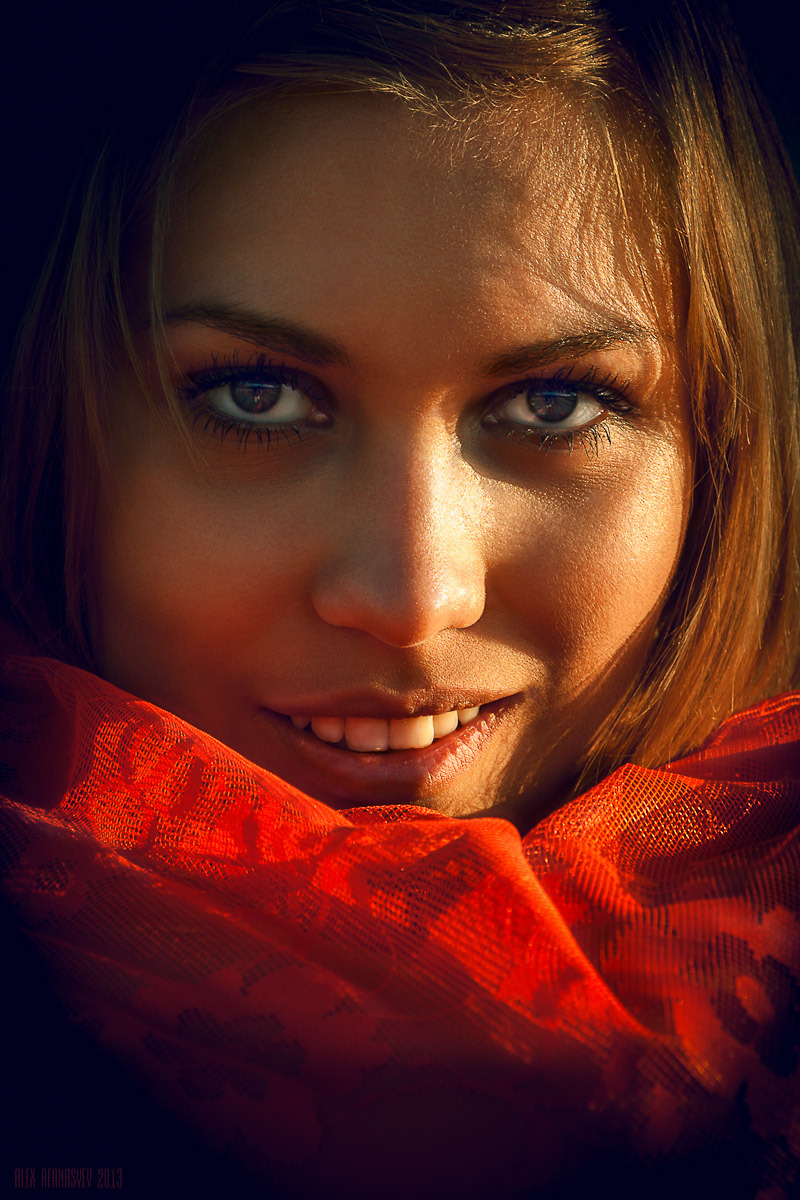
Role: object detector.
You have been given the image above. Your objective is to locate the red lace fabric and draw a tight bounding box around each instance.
[1,652,799,1198]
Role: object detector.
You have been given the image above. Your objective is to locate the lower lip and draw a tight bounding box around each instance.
[257,696,522,807]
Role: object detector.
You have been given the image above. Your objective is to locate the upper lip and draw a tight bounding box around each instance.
[265,689,519,720]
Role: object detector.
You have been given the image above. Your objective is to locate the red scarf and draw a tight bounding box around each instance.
[1,652,799,1198]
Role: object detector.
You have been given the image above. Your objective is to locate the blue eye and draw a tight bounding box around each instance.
[497,386,603,430]
[204,379,315,424]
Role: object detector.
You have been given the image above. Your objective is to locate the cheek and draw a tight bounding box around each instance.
[497,444,687,682]
[95,445,312,685]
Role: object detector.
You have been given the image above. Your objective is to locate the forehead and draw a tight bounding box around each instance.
[160,90,679,365]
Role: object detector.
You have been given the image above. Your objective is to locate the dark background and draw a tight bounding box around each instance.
[1,1,798,380]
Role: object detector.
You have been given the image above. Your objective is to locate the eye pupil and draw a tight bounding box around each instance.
[527,389,578,423]
[231,383,281,413]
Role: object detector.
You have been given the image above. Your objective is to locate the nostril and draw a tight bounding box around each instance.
[310,558,486,647]
[307,467,486,646]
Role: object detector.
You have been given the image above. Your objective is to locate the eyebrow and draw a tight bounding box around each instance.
[158,303,660,375]
[159,303,350,367]
[480,323,661,376]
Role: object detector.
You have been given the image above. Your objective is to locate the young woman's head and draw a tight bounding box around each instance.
[3,0,798,827]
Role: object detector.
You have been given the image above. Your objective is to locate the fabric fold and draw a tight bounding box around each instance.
[2,653,799,1198]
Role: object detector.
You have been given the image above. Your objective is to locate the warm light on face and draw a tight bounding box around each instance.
[96,91,692,830]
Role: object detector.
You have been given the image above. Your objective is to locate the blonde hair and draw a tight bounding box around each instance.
[2,0,798,788]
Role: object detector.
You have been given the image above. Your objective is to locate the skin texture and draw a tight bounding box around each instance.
[96,91,692,831]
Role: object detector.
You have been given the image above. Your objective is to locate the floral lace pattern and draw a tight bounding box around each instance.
[1,655,798,1198]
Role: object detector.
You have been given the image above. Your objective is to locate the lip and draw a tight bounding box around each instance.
[257,693,524,807]
[267,689,511,721]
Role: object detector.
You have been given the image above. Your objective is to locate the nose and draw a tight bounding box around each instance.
[309,438,486,647]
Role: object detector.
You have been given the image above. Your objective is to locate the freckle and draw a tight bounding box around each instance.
[735,975,774,1024]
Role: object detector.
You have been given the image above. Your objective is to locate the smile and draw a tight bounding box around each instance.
[287,707,481,752]
[258,694,523,806]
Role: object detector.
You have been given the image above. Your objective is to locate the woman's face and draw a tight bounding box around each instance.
[97,92,691,829]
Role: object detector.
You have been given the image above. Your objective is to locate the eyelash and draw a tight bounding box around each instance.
[175,355,635,454]
[177,354,328,448]
[486,364,634,455]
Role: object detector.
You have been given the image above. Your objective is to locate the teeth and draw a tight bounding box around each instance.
[389,715,434,750]
[292,705,484,752]
[432,710,459,738]
[345,717,389,752]
[310,716,345,743]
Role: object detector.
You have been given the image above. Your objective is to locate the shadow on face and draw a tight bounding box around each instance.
[97,89,692,832]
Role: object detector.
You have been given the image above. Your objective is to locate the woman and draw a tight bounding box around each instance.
[1,1,798,1196]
